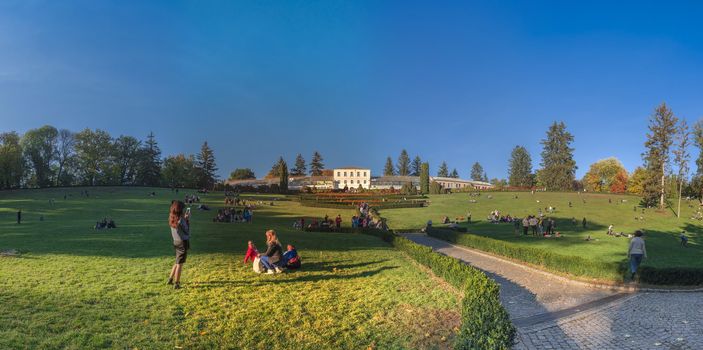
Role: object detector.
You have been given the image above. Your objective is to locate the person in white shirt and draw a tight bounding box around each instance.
[628,230,647,280]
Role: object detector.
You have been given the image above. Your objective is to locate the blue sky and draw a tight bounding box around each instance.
[1,1,702,180]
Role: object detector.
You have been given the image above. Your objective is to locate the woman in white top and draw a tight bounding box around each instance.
[628,230,647,280]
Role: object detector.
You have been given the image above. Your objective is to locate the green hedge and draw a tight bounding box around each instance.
[298,200,426,210]
[361,230,516,349]
[638,266,703,286]
[427,228,625,282]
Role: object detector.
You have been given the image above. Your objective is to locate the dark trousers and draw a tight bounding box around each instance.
[523,226,528,235]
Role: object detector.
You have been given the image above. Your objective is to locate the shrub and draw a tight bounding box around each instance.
[359,231,516,349]
[638,266,703,286]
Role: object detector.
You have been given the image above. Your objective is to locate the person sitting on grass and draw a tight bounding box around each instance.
[258,230,283,274]
[244,240,258,263]
[283,244,301,269]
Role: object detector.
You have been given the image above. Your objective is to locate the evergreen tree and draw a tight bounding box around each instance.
[410,156,422,176]
[420,162,430,194]
[642,103,678,208]
[470,162,484,181]
[450,168,459,178]
[483,171,488,182]
[309,151,324,176]
[229,168,256,180]
[437,161,449,177]
[196,141,218,189]
[539,121,577,191]
[279,158,289,193]
[136,131,162,186]
[396,149,410,176]
[508,145,533,187]
[384,157,396,176]
[292,153,307,176]
[267,157,284,178]
[673,119,690,218]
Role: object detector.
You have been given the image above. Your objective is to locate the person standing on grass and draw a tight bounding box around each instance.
[628,230,647,280]
[168,200,190,289]
[335,214,342,229]
[582,217,587,229]
[522,216,529,235]
[17,209,21,224]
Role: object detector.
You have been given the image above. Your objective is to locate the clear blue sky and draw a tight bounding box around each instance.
[1,1,702,180]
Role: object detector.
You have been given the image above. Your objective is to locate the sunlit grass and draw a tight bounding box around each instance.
[0,187,460,349]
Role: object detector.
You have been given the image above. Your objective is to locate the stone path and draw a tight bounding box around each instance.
[402,233,703,349]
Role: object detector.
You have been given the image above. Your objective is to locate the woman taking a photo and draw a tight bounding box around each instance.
[259,229,283,274]
[168,200,190,289]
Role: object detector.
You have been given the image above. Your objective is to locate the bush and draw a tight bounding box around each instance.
[360,231,516,349]
[638,266,703,286]
[427,228,625,282]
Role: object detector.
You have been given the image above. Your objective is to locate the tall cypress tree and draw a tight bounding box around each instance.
[396,149,410,176]
[292,153,307,176]
[411,156,422,176]
[137,131,162,186]
[420,162,430,194]
[384,157,396,176]
[437,161,449,177]
[309,151,324,176]
[642,103,679,208]
[508,145,533,187]
[539,122,577,191]
[279,158,289,193]
[196,141,218,189]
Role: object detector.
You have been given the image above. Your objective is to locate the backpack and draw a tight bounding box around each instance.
[252,257,265,273]
[287,255,301,269]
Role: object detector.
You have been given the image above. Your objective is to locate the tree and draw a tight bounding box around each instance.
[278,157,289,193]
[162,154,198,188]
[582,157,629,193]
[642,103,678,208]
[291,154,307,176]
[384,156,395,176]
[450,168,459,178]
[490,178,508,188]
[673,119,690,218]
[309,151,324,176]
[429,181,443,194]
[267,157,285,178]
[0,132,25,189]
[691,119,703,199]
[55,129,75,186]
[21,125,58,187]
[437,161,449,177]
[229,168,256,180]
[627,167,647,195]
[420,162,430,194]
[508,146,533,187]
[74,128,113,186]
[483,171,488,182]
[111,136,141,185]
[396,149,410,176]
[411,156,422,176]
[136,132,162,186]
[196,141,218,189]
[539,121,577,191]
[470,162,484,181]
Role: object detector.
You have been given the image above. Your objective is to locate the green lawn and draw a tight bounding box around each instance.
[0,187,460,349]
[382,192,703,271]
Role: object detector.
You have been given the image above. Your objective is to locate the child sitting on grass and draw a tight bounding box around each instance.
[283,244,301,269]
[244,241,258,263]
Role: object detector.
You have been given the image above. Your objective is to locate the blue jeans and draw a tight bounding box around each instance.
[630,254,643,274]
[259,256,279,270]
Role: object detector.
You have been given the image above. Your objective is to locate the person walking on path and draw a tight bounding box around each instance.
[628,230,647,280]
[168,200,190,289]
[17,209,21,224]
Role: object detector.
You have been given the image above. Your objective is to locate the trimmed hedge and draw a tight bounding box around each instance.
[361,230,516,349]
[298,200,426,210]
[638,266,703,286]
[427,228,626,282]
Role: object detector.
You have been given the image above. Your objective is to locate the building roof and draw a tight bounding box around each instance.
[334,166,370,170]
[431,177,494,186]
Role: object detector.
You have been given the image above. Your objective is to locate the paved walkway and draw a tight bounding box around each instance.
[402,233,703,349]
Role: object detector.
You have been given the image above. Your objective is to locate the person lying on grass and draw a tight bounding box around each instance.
[258,230,284,274]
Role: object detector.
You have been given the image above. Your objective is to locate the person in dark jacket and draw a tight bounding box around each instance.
[259,230,283,274]
[168,200,190,289]
[17,209,21,224]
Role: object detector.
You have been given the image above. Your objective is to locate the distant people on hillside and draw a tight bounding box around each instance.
[582,217,587,229]
[628,230,647,280]
[607,225,614,236]
[94,218,117,230]
[168,200,190,289]
[17,209,21,224]
[529,216,538,236]
[335,215,342,229]
[522,217,529,235]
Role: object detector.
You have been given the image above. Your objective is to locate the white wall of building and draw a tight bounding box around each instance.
[333,168,371,189]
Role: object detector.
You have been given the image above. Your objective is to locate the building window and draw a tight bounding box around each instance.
[364,171,367,177]
[357,172,360,177]
[350,172,354,177]
[364,180,367,184]
[344,171,347,177]
[337,172,340,177]
[344,180,347,184]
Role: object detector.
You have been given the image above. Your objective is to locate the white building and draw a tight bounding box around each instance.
[333,167,371,189]
[430,177,494,190]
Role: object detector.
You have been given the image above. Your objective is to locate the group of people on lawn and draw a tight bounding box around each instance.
[167,200,302,289]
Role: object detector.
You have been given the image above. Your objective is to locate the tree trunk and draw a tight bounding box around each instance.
[678,178,683,219]
[660,173,666,209]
